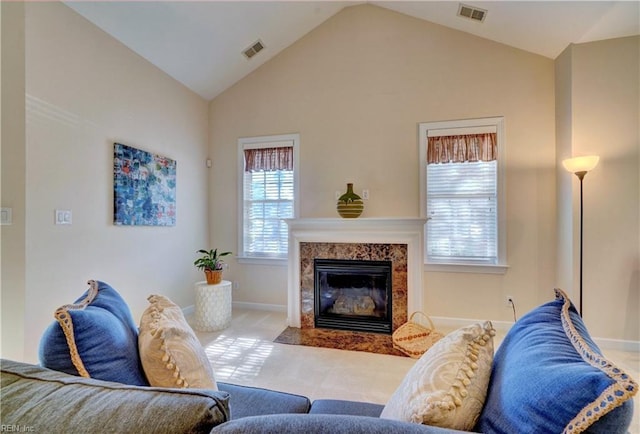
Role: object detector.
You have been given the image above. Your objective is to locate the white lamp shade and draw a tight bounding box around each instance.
[562,156,600,173]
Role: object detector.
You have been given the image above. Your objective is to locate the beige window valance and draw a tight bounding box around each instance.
[427,133,497,164]
[244,146,293,172]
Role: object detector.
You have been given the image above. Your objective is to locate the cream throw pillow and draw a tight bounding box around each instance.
[139,294,217,390]
[380,321,495,430]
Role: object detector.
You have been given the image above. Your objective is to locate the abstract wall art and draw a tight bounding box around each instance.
[113,143,176,226]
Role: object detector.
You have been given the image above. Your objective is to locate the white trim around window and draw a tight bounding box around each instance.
[419,117,508,274]
[237,133,300,266]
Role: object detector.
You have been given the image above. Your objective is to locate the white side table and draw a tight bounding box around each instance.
[194,280,232,332]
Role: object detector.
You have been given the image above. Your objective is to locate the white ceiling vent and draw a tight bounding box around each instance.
[457,4,487,22]
[243,40,265,60]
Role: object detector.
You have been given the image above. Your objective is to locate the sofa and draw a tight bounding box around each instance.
[1,359,464,433]
[1,281,637,433]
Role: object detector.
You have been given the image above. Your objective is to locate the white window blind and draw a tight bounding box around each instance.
[243,168,293,257]
[426,160,498,264]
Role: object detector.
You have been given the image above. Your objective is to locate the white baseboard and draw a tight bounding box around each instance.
[592,337,640,353]
[431,316,639,352]
[431,316,514,334]
[232,301,287,313]
[182,302,286,315]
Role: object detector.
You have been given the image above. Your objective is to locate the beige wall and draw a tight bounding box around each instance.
[557,37,639,341]
[1,1,27,361]
[1,2,210,362]
[209,5,557,323]
[555,47,575,301]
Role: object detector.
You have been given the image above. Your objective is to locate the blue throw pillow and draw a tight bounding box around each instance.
[476,288,637,434]
[39,280,148,386]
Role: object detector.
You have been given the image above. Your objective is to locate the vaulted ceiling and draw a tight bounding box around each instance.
[65,1,639,100]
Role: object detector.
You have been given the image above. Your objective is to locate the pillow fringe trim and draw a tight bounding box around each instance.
[52,280,100,378]
[554,288,638,434]
[420,321,495,425]
[444,321,495,410]
[146,294,190,388]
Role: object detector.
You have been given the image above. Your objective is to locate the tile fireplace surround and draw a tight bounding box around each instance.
[285,218,427,331]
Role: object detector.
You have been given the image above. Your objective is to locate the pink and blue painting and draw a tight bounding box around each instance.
[114,143,176,226]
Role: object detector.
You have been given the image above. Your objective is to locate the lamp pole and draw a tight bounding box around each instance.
[575,171,587,317]
[562,155,599,318]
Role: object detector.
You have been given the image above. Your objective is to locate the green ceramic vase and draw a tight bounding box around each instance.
[337,183,364,218]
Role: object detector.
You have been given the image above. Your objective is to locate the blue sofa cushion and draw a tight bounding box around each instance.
[476,288,637,434]
[310,399,384,417]
[210,414,472,433]
[217,381,311,419]
[38,280,148,386]
[1,359,228,433]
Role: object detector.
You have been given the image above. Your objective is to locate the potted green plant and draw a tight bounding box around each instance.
[194,248,232,285]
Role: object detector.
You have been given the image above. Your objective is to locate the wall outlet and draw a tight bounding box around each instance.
[362,189,370,200]
[505,295,514,307]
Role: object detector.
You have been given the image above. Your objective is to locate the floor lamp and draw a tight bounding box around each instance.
[562,155,600,317]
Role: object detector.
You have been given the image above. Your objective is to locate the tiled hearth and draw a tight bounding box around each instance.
[273,325,406,356]
[282,218,426,354]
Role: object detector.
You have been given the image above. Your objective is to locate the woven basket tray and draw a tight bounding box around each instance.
[392,311,444,358]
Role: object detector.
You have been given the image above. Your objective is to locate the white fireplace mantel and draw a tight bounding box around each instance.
[284,218,427,328]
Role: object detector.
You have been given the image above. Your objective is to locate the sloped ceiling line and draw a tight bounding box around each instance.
[64,1,640,101]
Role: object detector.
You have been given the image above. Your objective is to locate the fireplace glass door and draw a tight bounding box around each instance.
[314,259,392,334]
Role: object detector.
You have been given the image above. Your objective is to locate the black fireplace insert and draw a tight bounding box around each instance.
[314,258,392,334]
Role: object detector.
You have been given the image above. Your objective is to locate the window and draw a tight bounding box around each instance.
[238,134,299,262]
[419,118,507,273]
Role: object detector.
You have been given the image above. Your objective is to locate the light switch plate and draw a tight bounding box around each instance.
[1,207,12,225]
[55,209,72,225]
